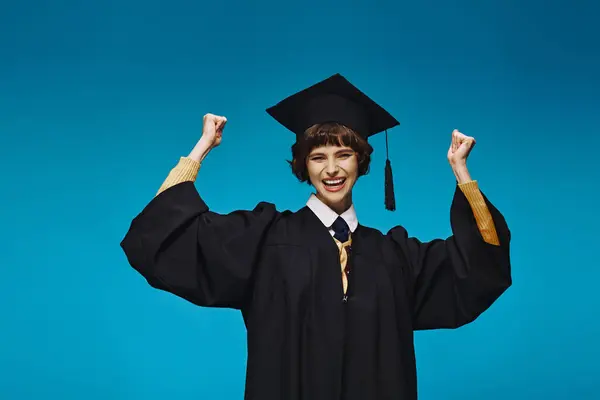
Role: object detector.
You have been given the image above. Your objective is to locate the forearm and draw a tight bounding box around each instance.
[451,161,471,184]
[155,139,212,196]
[457,180,500,245]
[156,157,200,196]
[188,137,214,164]
[452,163,500,246]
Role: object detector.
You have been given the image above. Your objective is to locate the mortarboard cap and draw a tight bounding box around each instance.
[266,73,400,211]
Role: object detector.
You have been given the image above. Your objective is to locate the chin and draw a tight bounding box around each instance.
[317,186,351,207]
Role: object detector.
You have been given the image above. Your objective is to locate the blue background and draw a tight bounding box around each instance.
[1,0,598,399]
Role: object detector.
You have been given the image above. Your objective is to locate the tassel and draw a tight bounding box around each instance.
[385,159,396,211]
[384,130,396,211]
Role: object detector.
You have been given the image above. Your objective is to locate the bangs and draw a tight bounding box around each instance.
[302,122,362,152]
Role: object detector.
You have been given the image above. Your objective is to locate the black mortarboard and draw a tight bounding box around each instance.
[266,73,400,211]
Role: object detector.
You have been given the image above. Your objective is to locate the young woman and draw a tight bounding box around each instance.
[121,74,511,400]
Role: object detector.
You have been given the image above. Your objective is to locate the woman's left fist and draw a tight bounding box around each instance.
[447,129,476,166]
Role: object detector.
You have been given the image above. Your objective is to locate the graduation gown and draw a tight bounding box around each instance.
[120,181,511,400]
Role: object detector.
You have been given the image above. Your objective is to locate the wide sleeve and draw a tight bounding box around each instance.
[388,184,512,330]
[120,181,279,310]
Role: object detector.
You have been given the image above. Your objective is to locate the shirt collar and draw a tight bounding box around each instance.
[306,193,358,232]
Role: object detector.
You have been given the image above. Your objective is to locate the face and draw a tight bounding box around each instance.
[306,144,358,214]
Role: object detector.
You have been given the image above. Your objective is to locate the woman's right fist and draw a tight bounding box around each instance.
[202,113,227,149]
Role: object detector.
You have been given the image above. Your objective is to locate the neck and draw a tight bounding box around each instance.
[317,192,353,215]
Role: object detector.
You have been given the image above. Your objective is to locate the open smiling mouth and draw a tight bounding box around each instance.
[322,178,346,192]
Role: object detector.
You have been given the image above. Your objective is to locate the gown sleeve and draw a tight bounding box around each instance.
[388,184,512,330]
[120,181,279,309]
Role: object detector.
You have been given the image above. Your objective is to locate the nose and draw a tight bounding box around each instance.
[325,157,339,176]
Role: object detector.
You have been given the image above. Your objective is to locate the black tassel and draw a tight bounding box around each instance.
[384,130,396,211]
[385,159,396,211]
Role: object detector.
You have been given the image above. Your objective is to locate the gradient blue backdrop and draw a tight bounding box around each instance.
[2,0,599,399]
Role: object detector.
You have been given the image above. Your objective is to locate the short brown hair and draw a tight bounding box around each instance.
[288,122,373,184]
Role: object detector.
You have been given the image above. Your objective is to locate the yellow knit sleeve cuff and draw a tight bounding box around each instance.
[457,180,479,196]
[156,157,201,196]
[458,180,500,246]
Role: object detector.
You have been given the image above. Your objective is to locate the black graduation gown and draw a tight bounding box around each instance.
[120,181,511,400]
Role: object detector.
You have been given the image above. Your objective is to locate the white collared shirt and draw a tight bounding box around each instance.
[306,194,358,237]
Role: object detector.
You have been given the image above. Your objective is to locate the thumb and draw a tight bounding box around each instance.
[216,116,227,132]
[458,138,475,155]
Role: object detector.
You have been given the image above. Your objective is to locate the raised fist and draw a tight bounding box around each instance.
[447,129,475,166]
[202,113,227,149]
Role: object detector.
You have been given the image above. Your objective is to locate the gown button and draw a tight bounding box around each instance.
[342,295,348,303]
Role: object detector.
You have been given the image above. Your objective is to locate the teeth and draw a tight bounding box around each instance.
[323,178,345,185]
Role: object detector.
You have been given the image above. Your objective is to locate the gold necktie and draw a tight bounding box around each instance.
[334,235,352,294]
